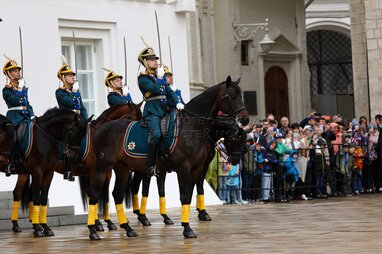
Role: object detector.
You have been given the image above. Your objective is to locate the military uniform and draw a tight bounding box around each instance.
[137,47,178,176]
[56,63,88,120]
[56,60,88,181]
[103,69,133,107]
[163,65,185,105]
[2,58,34,125]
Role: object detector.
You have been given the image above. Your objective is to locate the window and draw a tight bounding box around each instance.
[61,41,96,115]
[241,40,249,65]
[244,91,257,115]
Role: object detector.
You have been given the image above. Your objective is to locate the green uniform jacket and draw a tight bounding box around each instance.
[55,88,88,119]
[2,86,34,125]
[107,90,132,107]
[138,74,178,118]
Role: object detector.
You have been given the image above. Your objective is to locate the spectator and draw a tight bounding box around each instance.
[279,116,290,137]
[283,150,301,200]
[217,138,230,203]
[314,138,330,198]
[225,162,243,204]
[336,143,354,196]
[352,140,365,195]
[252,143,265,204]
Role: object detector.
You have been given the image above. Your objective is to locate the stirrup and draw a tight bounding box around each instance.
[5,163,14,177]
[63,171,75,182]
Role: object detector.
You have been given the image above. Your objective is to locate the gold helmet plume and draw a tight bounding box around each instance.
[57,55,76,87]
[102,67,123,88]
[3,54,21,79]
[163,65,172,76]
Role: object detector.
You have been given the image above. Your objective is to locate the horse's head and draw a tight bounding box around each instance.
[213,116,245,165]
[128,101,143,120]
[0,115,16,165]
[219,76,249,126]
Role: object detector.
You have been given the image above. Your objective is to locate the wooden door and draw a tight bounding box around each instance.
[265,66,289,118]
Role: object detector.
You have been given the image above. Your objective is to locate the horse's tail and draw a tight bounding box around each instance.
[124,171,133,209]
[78,175,89,211]
[20,175,31,212]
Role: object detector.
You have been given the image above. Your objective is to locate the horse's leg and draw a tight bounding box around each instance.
[138,174,152,226]
[87,170,112,240]
[131,172,142,216]
[157,172,173,225]
[103,171,117,230]
[196,167,211,221]
[112,166,138,237]
[11,174,29,232]
[30,170,44,237]
[177,168,197,238]
[39,170,54,237]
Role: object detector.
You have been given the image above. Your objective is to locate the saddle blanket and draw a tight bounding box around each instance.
[16,121,34,158]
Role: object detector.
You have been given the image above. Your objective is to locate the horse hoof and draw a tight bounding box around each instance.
[164,218,174,225]
[106,220,117,231]
[198,212,212,221]
[33,230,44,237]
[95,219,105,232]
[89,233,101,240]
[44,229,55,237]
[126,230,139,237]
[138,215,151,226]
[12,225,22,233]
[183,229,197,238]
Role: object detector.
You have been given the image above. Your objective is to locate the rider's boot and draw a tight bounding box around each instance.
[147,143,158,177]
[63,155,75,182]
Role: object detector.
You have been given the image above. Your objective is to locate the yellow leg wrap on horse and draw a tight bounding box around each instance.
[39,205,47,224]
[29,201,33,221]
[181,204,190,223]
[139,196,148,215]
[104,203,110,221]
[159,197,166,215]
[11,201,19,221]
[95,203,99,220]
[87,205,96,225]
[116,204,127,224]
[132,194,139,211]
[32,205,40,224]
[197,195,206,210]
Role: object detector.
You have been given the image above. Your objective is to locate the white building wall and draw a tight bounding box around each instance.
[0,0,207,215]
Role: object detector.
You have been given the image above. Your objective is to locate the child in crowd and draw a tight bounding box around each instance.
[336,143,354,195]
[352,139,365,195]
[314,138,330,198]
[283,150,301,200]
[225,162,242,204]
[253,143,266,204]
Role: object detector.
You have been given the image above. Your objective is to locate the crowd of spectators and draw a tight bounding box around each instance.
[208,112,382,205]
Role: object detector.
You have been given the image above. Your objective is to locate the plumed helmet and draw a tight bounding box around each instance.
[163,65,172,76]
[57,55,75,84]
[3,55,21,78]
[138,47,159,67]
[102,67,123,88]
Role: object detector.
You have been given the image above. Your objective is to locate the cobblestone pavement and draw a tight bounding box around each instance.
[1,194,382,253]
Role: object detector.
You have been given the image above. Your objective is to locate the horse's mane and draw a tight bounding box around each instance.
[0,114,11,125]
[186,82,225,106]
[92,103,142,126]
[38,107,77,124]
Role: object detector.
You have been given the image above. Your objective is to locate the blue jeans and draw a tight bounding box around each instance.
[262,172,273,200]
[315,172,325,195]
[226,185,240,204]
[352,170,362,193]
[218,176,228,201]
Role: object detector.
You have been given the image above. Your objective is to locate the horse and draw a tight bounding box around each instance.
[130,116,245,226]
[9,103,143,235]
[86,75,249,240]
[0,108,87,237]
[0,114,17,167]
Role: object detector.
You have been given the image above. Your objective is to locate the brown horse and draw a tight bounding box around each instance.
[130,116,245,226]
[9,103,142,236]
[0,108,87,237]
[86,76,249,240]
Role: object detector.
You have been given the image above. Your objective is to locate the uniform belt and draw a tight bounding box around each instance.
[146,95,166,101]
[8,106,26,111]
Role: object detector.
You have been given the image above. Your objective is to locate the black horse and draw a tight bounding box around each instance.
[85,76,249,240]
[0,108,87,237]
[130,116,245,226]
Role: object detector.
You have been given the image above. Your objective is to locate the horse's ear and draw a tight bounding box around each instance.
[225,75,232,87]
[87,115,94,122]
[137,100,144,108]
[235,77,241,85]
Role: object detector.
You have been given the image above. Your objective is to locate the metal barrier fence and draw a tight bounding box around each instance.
[211,143,380,204]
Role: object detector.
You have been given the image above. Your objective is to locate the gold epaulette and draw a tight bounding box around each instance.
[144,91,152,98]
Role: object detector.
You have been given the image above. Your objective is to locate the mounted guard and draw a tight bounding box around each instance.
[56,56,88,181]
[103,68,133,107]
[137,41,183,177]
[163,65,185,105]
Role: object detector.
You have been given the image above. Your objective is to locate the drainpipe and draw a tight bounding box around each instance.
[305,0,315,9]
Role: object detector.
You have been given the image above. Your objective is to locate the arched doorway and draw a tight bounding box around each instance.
[265,66,289,118]
[307,29,354,122]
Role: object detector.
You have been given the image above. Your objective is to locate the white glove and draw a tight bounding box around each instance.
[171,84,177,91]
[157,66,165,78]
[123,85,130,95]
[19,78,27,88]
[176,103,184,110]
[73,81,80,91]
